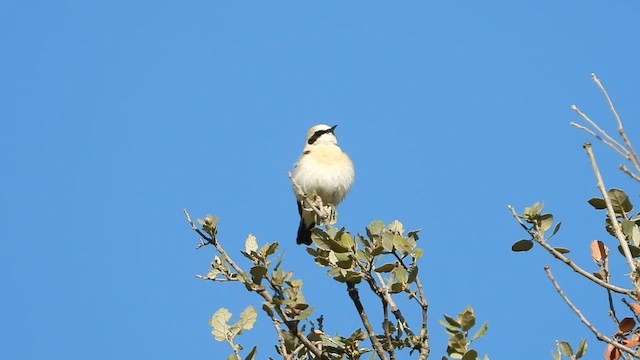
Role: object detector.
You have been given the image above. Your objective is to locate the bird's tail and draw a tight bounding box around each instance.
[296,218,313,245]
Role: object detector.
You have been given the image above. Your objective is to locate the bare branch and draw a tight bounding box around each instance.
[571,104,628,157]
[569,120,628,158]
[592,73,640,172]
[583,143,638,278]
[545,266,639,358]
[346,282,389,360]
[270,318,289,359]
[620,164,640,183]
[389,253,430,359]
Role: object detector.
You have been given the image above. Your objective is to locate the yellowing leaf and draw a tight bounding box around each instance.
[210,308,232,342]
[605,344,620,360]
[245,234,258,254]
[590,240,607,263]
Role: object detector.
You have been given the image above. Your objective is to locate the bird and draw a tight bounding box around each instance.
[291,124,354,245]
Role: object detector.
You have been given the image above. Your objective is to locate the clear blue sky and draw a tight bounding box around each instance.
[3,1,640,359]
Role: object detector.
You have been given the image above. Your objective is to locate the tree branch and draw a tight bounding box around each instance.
[346,282,389,360]
[591,73,640,173]
[184,209,327,359]
[545,266,639,358]
[583,143,638,279]
[507,205,634,296]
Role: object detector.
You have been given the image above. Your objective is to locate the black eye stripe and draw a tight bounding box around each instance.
[307,128,333,145]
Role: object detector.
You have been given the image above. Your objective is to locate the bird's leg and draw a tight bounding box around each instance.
[325,204,337,225]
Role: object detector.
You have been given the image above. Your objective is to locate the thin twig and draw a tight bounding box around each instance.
[583,143,638,278]
[389,253,430,358]
[346,282,389,360]
[620,164,640,183]
[507,205,634,296]
[569,121,628,158]
[373,272,416,340]
[271,318,289,359]
[592,73,640,172]
[621,298,640,324]
[571,104,628,157]
[382,302,396,360]
[545,266,639,358]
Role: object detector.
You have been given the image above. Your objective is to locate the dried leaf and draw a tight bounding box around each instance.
[631,303,640,315]
[622,339,640,347]
[590,240,608,263]
[619,317,636,333]
[605,344,620,360]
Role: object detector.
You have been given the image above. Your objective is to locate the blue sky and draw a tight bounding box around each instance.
[3,1,640,359]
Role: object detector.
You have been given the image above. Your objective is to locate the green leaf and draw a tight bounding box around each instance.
[367,221,384,235]
[388,220,404,235]
[588,197,606,209]
[250,266,268,285]
[609,189,633,214]
[550,222,562,237]
[462,350,478,360]
[393,234,414,255]
[375,263,396,273]
[618,244,640,258]
[558,341,573,357]
[623,220,640,247]
[440,319,462,334]
[296,307,315,321]
[443,314,462,328]
[228,306,257,337]
[244,346,258,360]
[394,266,408,284]
[575,339,587,359]
[554,247,570,254]
[459,306,476,331]
[471,322,488,341]
[539,214,553,232]
[389,282,404,293]
[413,248,424,260]
[511,240,533,252]
[227,354,240,360]
[407,266,419,284]
[245,234,258,254]
[266,242,279,256]
[371,246,384,257]
[339,232,355,249]
[381,231,394,251]
[524,202,543,220]
[210,308,232,342]
[261,303,274,317]
[550,350,561,360]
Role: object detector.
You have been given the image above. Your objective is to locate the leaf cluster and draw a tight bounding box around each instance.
[439,306,488,360]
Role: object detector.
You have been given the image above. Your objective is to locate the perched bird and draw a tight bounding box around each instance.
[291,124,354,245]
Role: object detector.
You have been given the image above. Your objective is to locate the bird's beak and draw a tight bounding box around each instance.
[329,125,338,133]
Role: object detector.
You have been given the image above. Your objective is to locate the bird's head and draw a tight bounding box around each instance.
[306,124,338,146]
